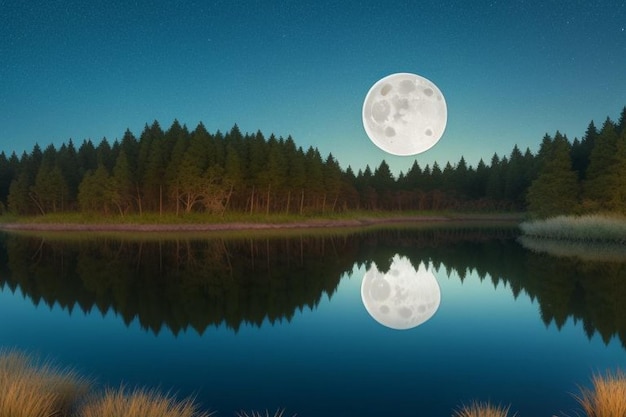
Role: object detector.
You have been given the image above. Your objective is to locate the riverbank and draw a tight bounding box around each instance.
[0,213,524,233]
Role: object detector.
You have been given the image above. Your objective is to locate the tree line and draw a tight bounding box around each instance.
[0,107,624,217]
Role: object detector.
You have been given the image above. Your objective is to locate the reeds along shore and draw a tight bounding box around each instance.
[0,350,624,417]
[519,214,626,242]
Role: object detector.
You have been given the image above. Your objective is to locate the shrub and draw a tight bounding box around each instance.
[0,349,90,417]
[519,214,626,242]
[574,369,626,417]
[79,385,212,417]
[452,401,515,417]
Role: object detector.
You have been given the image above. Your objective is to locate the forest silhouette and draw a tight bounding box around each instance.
[1,107,624,217]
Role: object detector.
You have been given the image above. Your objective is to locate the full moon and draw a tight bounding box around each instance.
[361,255,441,330]
[362,72,447,156]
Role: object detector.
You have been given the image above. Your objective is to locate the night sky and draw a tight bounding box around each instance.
[2,0,625,175]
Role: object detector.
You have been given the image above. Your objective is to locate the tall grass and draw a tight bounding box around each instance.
[519,214,626,242]
[452,401,515,417]
[79,386,212,417]
[573,369,626,417]
[1,349,625,417]
[0,349,90,417]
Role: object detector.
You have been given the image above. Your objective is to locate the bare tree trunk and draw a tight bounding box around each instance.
[175,186,180,216]
[250,186,255,214]
[136,184,143,216]
[266,184,271,215]
[286,190,291,214]
[299,189,304,215]
[222,184,234,217]
[29,192,46,215]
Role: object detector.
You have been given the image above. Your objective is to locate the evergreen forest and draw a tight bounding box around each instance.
[1,107,625,218]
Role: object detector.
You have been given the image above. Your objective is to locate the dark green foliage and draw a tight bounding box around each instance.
[582,118,620,211]
[1,108,624,216]
[571,121,598,181]
[526,132,580,217]
[0,152,14,210]
[78,163,113,213]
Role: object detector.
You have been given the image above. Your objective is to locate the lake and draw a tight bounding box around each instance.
[0,222,625,416]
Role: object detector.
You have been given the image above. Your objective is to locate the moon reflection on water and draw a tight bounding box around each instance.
[361,255,441,330]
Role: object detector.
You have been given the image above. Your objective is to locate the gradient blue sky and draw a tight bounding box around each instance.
[1,0,625,175]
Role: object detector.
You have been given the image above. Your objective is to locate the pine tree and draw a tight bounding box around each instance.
[28,145,69,214]
[582,118,619,211]
[452,156,469,198]
[617,106,626,137]
[605,130,626,213]
[304,147,324,211]
[526,133,579,217]
[110,150,135,215]
[504,145,528,208]
[324,153,343,212]
[0,152,13,209]
[165,124,190,215]
[223,144,243,213]
[571,121,598,180]
[96,138,114,171]
[78,164,113,213]
[485,153,504,201]
[282,137,305,214]
[139,121,166,214]
[8,171,32,214]
[78,140,97,177]
[286,146,307,214]
[56,140,81,206]
[468,158,488,200]
[356,165,376,210]
[261,135,288,213]
[441,162,455,193]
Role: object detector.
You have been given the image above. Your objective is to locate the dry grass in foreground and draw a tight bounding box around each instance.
[573,369,626,417]
[79,386,213,417]
[0,349,90,417]
[0,349,624,417]
[452,401,516,417]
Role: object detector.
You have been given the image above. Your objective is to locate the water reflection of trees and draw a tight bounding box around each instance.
[364,227,626,349]
[2,234,356,334]
[1,225,625,347]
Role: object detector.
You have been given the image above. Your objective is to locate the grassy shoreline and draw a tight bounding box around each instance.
[0,349,623,417]
[519,214,626,243]
[0,211,524,233]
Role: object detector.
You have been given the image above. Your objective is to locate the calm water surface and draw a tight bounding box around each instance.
[0,224,625,416]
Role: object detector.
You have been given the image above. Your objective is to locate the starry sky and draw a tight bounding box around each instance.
[1,0,625,175]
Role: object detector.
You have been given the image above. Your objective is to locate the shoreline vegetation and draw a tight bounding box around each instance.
[0,349,623,417]
[2,212,625,246]
[520,214,626,243]
[0,211,525,233]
